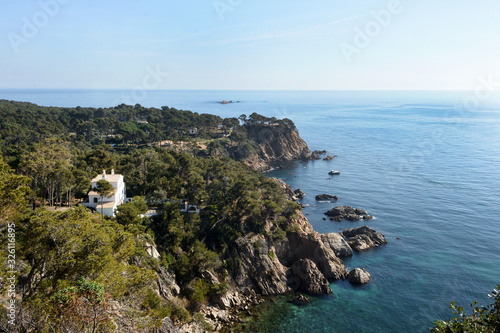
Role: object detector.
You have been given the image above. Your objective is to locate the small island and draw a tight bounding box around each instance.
[219,100,240,104]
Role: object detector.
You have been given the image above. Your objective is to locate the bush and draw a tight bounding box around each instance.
[431,285,500,332]
[142,288,162,310]
[172,305,191,324]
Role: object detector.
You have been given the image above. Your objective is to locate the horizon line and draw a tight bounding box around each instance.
[0,88,490,92]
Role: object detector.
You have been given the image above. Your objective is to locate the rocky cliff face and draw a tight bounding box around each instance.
[150,180,387,332]
[230,124,311,171]
[225,209,348,296]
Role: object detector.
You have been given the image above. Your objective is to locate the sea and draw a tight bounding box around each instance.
[1,89,499,332]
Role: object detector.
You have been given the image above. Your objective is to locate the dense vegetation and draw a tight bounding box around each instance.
[0,100,301,331]
[0,99,296,166]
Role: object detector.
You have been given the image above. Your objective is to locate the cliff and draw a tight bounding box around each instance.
[229,124,311,171]
[149,179,353,331]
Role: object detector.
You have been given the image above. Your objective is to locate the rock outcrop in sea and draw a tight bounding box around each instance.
[325,206,374,222]
[348,268,371,285]
[315,194,338,202]
[342,226,388,252]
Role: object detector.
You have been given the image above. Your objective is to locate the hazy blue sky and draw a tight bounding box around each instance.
[1,0,499,90]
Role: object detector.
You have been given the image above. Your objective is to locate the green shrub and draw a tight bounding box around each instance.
[268,250,276,259]
[172,305,191,323]
[142,288,162,310]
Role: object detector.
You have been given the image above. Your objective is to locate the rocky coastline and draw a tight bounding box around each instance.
[154,176,388,332]
[156,131,388,331]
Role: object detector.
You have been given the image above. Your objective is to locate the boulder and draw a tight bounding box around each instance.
[320,233,353,258]
[213,290,242,310]
[294,189,305,199]
[348,268,371,285]
[342,226,387,252]
[289,259,332,295]
[315,194,338,201]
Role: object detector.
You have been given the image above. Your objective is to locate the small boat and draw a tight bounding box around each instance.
[328,170,340,175]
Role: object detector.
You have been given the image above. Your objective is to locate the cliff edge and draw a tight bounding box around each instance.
[229,123,311,171]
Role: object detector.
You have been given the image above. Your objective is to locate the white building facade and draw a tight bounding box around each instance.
[83,169,126,217]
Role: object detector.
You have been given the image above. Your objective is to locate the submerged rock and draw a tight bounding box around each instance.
[348,268,371,285]
[342,226,387,252]
[293,294,311,305]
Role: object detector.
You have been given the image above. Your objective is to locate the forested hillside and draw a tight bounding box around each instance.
[0,100,322,332]
[0,100,305,171]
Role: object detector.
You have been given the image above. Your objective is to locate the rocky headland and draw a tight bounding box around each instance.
[233,124,312,171]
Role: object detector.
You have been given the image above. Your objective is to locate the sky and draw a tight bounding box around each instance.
[1,0,500,90]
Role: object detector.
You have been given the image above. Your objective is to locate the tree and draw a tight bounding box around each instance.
[238,114,247,125]
[49,278,111,333]
[115,196,147,226]
[94,179,114,219]
[0,152,30,223]
[132,195,148,214]
[21,138,72,208]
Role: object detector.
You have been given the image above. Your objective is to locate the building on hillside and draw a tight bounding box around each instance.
[83,169,126,217]
[180,199,200,214]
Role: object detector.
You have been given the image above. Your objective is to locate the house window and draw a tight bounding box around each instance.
[94,198,98,203]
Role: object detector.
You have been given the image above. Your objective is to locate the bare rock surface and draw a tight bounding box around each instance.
[348,268,371,285]
[315,194,338,201]
[289,259,332,295]
[342,226,387,252]
[325,206,373,222]
[320,233,353,258]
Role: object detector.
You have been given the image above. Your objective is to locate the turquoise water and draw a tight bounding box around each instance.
[1,90,500,332]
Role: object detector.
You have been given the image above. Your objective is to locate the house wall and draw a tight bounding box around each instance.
[102,207,115,217]
[86,175,125,215]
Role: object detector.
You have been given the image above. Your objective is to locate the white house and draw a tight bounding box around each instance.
[83,169,126,217]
